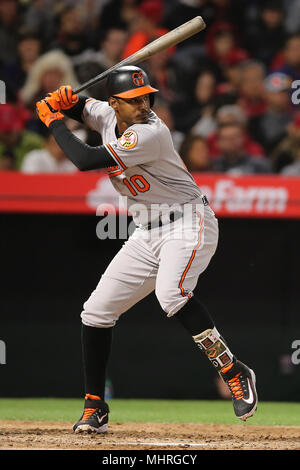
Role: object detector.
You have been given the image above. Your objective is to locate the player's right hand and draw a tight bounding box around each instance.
[51,86,79,110]
[36,99,64,127]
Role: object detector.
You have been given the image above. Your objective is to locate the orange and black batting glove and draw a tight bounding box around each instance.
[36,99,64,128]
[51,85,79,110]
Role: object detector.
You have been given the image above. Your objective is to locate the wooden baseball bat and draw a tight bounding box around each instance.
[74,16,206,94]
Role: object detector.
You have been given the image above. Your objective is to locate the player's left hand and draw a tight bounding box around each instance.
[36,98,64,127]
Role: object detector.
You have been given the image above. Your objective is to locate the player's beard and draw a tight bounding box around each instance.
[135,111,150,123]
[118,110,149,131]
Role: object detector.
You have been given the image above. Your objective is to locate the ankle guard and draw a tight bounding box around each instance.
[192,327,233,371]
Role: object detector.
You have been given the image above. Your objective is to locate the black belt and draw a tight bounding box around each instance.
[141,195,209,231]
[144,210,183,230]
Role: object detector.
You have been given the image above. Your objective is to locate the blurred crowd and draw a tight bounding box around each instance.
[1,0,300,175]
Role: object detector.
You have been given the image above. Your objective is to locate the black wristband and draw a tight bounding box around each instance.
[62,95,88,123]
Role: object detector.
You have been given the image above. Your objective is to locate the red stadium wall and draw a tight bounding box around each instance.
[0,172,300,218]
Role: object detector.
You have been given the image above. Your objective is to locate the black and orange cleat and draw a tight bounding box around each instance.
[219,360,258,421]
[73,394,109,434]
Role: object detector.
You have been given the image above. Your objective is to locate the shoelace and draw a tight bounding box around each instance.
[227,372,244,400]
[82,408,97,421]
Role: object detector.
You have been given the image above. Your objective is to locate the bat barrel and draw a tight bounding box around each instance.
[133,16,206,62]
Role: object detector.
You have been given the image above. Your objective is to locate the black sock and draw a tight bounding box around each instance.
[175,296,214,335]
[81,324,113,401]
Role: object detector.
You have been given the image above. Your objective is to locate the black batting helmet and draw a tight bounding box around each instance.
[106,65,158,101]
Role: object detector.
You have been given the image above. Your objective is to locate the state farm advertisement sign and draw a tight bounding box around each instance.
[193,175,290,218]
[0,172,299,219]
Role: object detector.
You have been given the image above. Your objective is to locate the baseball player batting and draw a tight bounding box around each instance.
[36,65,258,433]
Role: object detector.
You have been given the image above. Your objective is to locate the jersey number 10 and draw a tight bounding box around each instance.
[123,175,150,196]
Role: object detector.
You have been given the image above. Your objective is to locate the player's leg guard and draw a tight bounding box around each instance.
[192,327,234,371]
[175,296,234,371]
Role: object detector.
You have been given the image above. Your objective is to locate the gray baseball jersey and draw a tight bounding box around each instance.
[83,99,202,225]
[80,98,219,326]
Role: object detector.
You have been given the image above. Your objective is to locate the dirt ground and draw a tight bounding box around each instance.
[0,421,300,450]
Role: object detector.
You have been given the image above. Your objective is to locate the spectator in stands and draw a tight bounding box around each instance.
[179,135,211,172]
[249,72,294,154]
[163,0,226,47]
[243,0,287,68]
[283,0,300,35]
[22,0,104,43]
[96,28,128,69]
[210,0,248,29]
[0,103,44,170]
[1,29,42,102]
[75,61,107,103]
[51,6,90,58]
[0,150,16,171]
[212,123,271,175]
[99,0,139,33]
[16,29,42,83]
[280,151,300,175]
[0,0,20,65]
[72,28,127,90]
[205,21,249,82]
[22,0,55,46]
[152,100,184,152]
[272,114,300,173]
[172,68,217,133]
[206,104,265,158]
[21,49,78,135]
[189,69,218,137]
[237,60,267,118]
[121,0,168,59]
[21,50,78,108]
[21,132,78,174]
[144,47,176,104]
[271,34,300,81]
[217,51,248,100]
